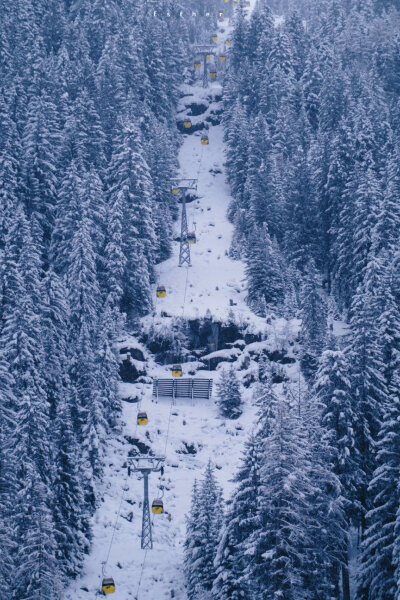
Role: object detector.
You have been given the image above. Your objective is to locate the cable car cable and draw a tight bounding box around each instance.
[135,549,149,600]
[100,392,143,588]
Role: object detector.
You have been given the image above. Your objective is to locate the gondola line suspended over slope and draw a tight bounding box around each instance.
[68,2,262,598]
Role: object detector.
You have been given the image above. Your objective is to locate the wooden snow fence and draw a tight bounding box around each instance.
[152,378,213,400]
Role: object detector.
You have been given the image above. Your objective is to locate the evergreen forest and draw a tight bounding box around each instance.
[0,0,399,598]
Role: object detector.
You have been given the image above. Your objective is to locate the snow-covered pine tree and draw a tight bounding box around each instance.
[245,223,285,316]
[71,324,107,508]
[103,188,126,315]
[347,275,389,531]
[351,164,381,295]
[283,146,322,272]
[143,117,179,262]
[374,147,400,257]
[21,89,61,247]
[225,99,249,229]
[299,261,327,381]
[0,94,20,248]
[0,351,16,598]
[301,44,324,131]
[184,480,202,600]
[106,123,155,319]
[245,390,312,599]
[246,113,284,239]
[249,384,345,598]
[40,268,70,421]
[72,90,106,171]
[50,159,84,276]
[302,390,347,599]
[66,197,101,340]
[283,10,308,81]
[357,364,400,600]
[212,435,260,600]
[185,463,223,599]
[95,299,122,430]
[53,391,90,581]
[217,365,242,419]
[357,258,400,600]
[13,470,61,599]
[314,343,359,514]
[1,208,61,593]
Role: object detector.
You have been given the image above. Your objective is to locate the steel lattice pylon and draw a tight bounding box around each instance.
[203,54,208,88]
[171,179,197,268]
[193,45,215,89]
[179,193,191,267]
[128,456,165,550]
[141,473,152,549]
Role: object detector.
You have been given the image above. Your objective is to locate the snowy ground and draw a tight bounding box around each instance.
[157,121,250,322]
[157,100,254,323]
[65,372,258,599]
[65,5,273,599]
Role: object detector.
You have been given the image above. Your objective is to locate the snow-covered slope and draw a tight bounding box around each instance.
[156,97,256,325]
[66,378,259,599]
[65,8,267,600]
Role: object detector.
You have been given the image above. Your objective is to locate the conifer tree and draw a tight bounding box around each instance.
[184,480,202,600]
[245,224,284,315]
[66,202,101,339]
[22,90,61,246]
[50,159,84,276]
[40,268,70,420]
[245,392,312,599]
[213,435,259,600]
[107,123,155,319]
[358,367,400,600]
[0,352,16,599]
[374,148,400,256]
[301,44,323,131]
[95,300,122,430]
[299,262,327,380]
[217,365,242,419]
[314,344,359,514]
[347,277,388,530]
[53,392,90,580]
[0,96,20,247]
[185,463,223,599]
[225,100,249,225]
[13,472,61,599]
[103,189,126,314]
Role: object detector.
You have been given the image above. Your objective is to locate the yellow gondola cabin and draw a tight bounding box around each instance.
[194,61,201,69]
[172,187,180,195]
[172,364,183,377]
[211,34,218,42]
[183,119,192,129]
[219,55,226,62]
[225,39,231,46]
[218,11,224,18]
[102,578,115,595]
[206,54,211,61]
[152,499,164,514]
[156,286,166,298]
[187,232,196,244]
[209,71,217,79]
[201,135,209,145]
[137,411,148,426]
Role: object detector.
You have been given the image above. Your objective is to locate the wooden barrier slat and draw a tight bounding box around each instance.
[152,378,213,400]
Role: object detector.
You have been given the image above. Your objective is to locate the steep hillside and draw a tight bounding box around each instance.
[64,3,292,599]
